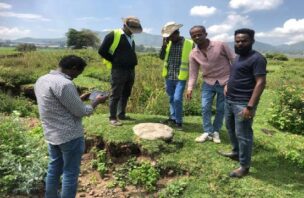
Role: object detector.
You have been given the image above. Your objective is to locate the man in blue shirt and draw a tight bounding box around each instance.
[220,28,267,178]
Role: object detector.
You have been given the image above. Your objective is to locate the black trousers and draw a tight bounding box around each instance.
[109,68,135,120]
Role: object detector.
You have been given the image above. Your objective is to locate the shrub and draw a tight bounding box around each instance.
[269,84,304,134]
[265,53,288,61]
[0,92,38,117]
[0,117,47,195]
[16,44,37,52]
[159,178,189,198]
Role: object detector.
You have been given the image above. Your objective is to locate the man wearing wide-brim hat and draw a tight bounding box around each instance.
[98,16,142,126]
[159,21,194,131]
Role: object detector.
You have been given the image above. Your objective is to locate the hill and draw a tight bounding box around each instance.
[2,31,304,54]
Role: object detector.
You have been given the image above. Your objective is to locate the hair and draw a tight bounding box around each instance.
[189,25,206,33]
[234,28,255,41]
[59,55,87,71]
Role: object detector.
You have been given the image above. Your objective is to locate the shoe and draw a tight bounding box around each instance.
[229,166,249,178]
[175,123,183,131]
[195,133,211,143]
[109,120,123,126]
[213,131,221,143]
[217,151,239,161]
[118,115,134,120]
[161,118,176,125]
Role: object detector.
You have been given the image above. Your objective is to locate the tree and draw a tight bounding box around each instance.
[66,28,100,49]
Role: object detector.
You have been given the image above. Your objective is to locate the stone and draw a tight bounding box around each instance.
[133,123,173,140]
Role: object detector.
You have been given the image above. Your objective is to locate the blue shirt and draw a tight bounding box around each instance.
[226,50,267,102]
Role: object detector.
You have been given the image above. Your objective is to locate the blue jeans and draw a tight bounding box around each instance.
[45,137,85,198]
[165,79,186,124]
[225,100,256,168]
[201,81,225,134]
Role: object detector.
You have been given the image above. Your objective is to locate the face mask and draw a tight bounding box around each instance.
[234,45,252,56]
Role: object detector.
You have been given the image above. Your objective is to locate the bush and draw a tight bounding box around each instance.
[0,117,47,195]
[269,84,304,134]
[0,92,37,117]
[265,53,288,61]
[16,44,37,52]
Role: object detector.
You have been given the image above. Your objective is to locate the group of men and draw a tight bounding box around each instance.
[35,16,266,197]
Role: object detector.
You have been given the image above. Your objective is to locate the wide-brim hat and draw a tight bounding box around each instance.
[161,21,183,37]
[122,16,143,34]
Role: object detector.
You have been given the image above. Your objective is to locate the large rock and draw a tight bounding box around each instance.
[133,123,173,140]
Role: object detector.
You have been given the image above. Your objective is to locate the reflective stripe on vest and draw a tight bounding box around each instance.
[162,39,193,80]
[102,29,123,69]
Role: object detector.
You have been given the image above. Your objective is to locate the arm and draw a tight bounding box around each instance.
[98,31,115,62]
[242,76,266,119]
[159,38,168,60]
[186,54,200,100]
[222,42,236,64]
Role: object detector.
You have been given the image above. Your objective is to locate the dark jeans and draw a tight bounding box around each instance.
[225,99,257,168]
[109,68,135,120]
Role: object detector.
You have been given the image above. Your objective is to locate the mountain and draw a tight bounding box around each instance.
[3,31,304,54]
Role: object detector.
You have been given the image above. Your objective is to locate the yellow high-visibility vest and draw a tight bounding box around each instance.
[102,29,123,69]
[162,39,193,80]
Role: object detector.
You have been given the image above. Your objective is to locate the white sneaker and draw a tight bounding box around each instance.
[195,133,211,143]
[213,132,221,143]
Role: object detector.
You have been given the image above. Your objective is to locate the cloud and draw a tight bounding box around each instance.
[0,26,31,38]
[210,33,233,42]
[0,3,12,10]
[229,0,283,12]
[190,5,216,17]
[143,28,152,33]
[207,13,250,35]
[0,11,50,21]
[256,18,304,44]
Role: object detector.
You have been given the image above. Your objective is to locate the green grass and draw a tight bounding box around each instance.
[83,89,304,197]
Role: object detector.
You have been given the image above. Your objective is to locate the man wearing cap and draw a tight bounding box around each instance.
[186,25,235,143]
[159,22,193,130]
[98,16,142,126]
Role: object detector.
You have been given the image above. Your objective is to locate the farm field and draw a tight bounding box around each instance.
[0,47,303,197]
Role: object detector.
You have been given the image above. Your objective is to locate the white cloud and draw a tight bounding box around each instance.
[210,33,234,42]
[256,18,304,44]
[190,5,216,17]
[229,0,283,12]
[0,3,12,10]
[207,13,250,34]
[0,11,50,21]
[143,28,152,33]
[0,26,31,38]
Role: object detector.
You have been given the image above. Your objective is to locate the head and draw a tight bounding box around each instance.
[122,16,143,36]
[59,55,87,79]
[234,28,255,56]
[189,25,208,45]
[161,22,183,43]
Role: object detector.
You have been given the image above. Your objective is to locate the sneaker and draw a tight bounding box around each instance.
[195,133,211,143]
[109,120,123,126]
[160,118,176,125]
[175,123,183,131]
[213,132,221,143]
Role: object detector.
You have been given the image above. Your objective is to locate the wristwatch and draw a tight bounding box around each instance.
[246,106,253,111]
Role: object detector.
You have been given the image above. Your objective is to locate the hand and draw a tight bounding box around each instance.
[241,107,253,120]
[91,95,108,108]
[186,90,192,100]
[80,92,90,101]
[224,84,227,96]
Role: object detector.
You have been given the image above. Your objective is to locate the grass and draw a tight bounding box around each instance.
[83,88,304,197]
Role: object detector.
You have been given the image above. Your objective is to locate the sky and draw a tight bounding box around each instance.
[0,0,304,45]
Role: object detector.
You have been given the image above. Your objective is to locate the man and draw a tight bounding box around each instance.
[187,25,235,143]
[159,22,193,131]
[220,28,267,178]
[98,16,142,126]
[35,55,108,197]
